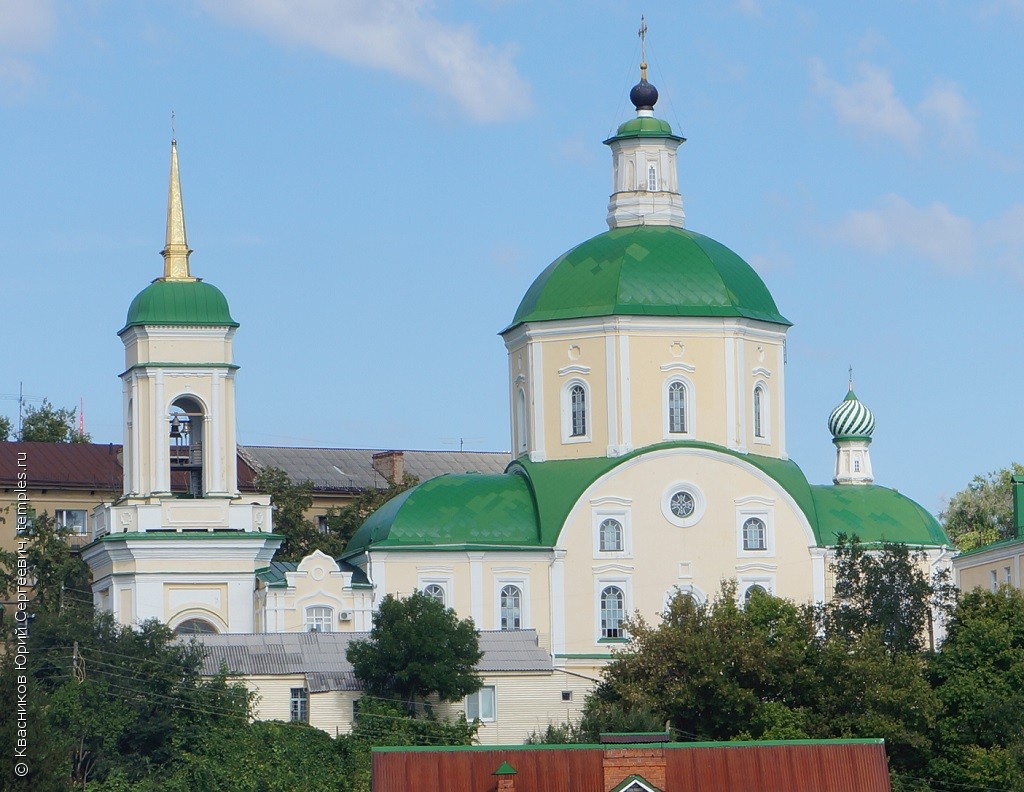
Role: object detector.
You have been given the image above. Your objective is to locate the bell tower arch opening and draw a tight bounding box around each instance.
[169,395,205,497]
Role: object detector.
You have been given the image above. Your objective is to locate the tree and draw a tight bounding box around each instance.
[324,472,419,548]
[941,463,1024,551]
[582,583,942,786]
[0,511,92,622]
[255,467,417,563]
[823,534,955,654]
[589,583,822,742]
[927,587,1024,791]
[347,591,482,714]
[254,467,324,562]
[18,399,91,443]
[0,414,11,441]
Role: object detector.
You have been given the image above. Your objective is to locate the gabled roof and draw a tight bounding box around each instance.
[238,446,510,493]
[255,558,371,588]
[190,629,552,691]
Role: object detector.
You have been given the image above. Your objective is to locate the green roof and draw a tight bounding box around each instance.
[346,473,542,552]
[604,115,683,143]
[810,485,950,547]
[256,558,370,588]
[344,442,949,555]
[122,279,238,332]
[506,226,790,331]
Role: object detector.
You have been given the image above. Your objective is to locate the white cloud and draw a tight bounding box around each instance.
[832,194,1024,281]
[0,57,39,100]
[201,0,532,123]
[810,59,920,147]
[0,0,54,101]
[919,82,976,148]
[810,60,975,152]
[0,0,55,49]
[734,0,763,16]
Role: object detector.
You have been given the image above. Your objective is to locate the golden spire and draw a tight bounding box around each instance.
[162,139,196,281]
[638,15,648,81]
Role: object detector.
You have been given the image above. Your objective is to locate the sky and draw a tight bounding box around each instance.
[2,1,1023,518]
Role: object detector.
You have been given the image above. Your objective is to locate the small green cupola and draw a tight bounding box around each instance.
[604,23,686,230]
[120,140,237,334]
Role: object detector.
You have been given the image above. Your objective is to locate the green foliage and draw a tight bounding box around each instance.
[927,587,1024,790]
[0,511,92,623]
[336,698,478,792]
[347,591,483,714]
[19,399,91,443]
[254,466,324,562]
[941,463,1024,551]
[255,467,417,562]
[0,414,12,441]
[824,534,954,654]
[324,472,419,548]
[152,720,348,792]
[585,580,944,782]
[591,582,821,742]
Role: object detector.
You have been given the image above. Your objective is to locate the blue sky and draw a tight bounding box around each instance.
[2,1,1023,517]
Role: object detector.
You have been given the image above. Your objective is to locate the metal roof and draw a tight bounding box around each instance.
[0,442,506,495]
[190,629,552,691]
[507,226,791,332]
[371,740,893,792]
[237,446,510,493]
[0,442,123,490]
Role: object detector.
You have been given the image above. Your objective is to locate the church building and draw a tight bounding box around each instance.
[81,57,953,731]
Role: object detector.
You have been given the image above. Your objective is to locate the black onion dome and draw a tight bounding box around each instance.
[629,78,659,111]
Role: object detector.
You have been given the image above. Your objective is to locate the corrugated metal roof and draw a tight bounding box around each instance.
[190,629,551,690]
[371,741,892,792]
[0,442,123,490]
[238,446,510,493]
[0,442,507,495]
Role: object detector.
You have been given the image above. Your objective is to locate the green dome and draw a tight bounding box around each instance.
[507,226,790,330]
[122,279,238,332]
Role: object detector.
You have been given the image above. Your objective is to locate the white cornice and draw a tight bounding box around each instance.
[660,361,696,373]
[509,317,789,343]
[558,364,592,377]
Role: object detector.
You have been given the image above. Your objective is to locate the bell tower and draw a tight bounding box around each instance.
[84,140,280,634]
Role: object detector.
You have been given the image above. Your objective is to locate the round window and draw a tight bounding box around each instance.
[661,482,705,527]
[669,490,695,519]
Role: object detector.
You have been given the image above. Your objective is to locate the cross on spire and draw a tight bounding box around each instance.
[638,15,648,78]
[848,365,854,391]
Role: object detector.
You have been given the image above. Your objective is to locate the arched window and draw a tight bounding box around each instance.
[667,381,687,434]
[169,395,205,496]
[422,584,446,605]
[305,606,334,633]
[569,384,587,437]
[742,517,767,551]
[753,384,767,440]
[743,584,768,605]
[599,518,623,552]
[647,163,658,191]
[515,388,527,456]
[499,585,522,631]
[173,618,218,635]
[600,586,625,639]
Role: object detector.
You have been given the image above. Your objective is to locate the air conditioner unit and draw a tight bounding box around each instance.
[338,611,352,622]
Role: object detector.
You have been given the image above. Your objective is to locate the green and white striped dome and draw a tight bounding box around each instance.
[828,390,875,441]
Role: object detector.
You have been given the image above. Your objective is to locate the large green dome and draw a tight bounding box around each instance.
[506,225,790,330]
[122,279,238,333]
